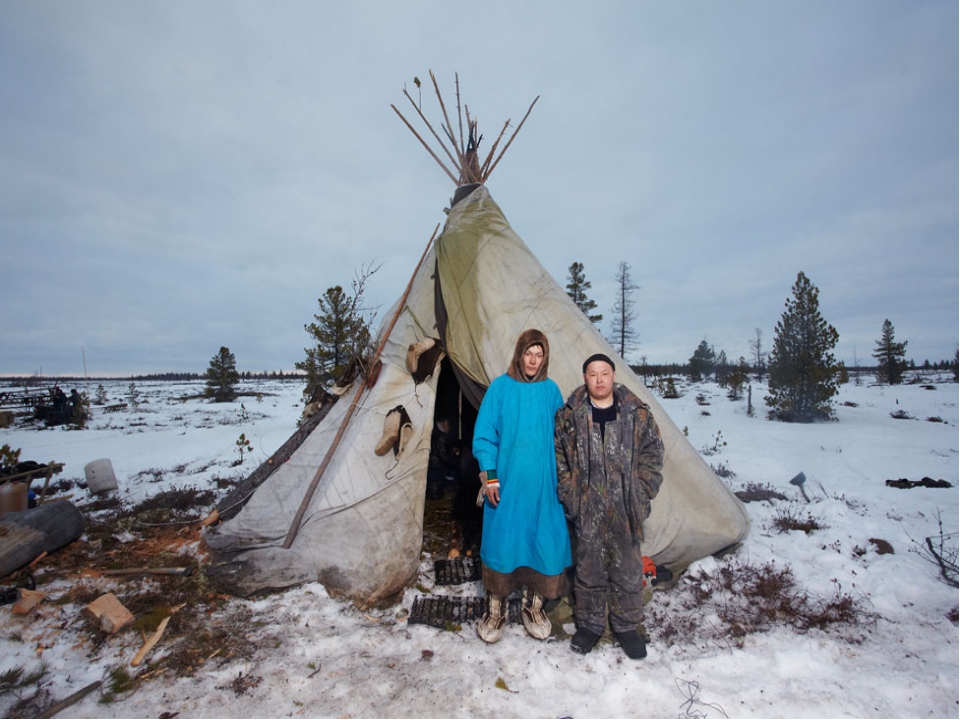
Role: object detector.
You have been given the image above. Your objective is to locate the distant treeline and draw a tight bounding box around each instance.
[630,359,956,379]
[3,357,955,388]
[0,370,305,385]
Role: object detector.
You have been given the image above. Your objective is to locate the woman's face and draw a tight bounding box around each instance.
[522,344,545,377]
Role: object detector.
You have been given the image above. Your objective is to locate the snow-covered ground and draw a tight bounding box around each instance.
[1,375,957,718]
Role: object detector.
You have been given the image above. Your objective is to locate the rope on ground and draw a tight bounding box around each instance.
[676,678,729,719]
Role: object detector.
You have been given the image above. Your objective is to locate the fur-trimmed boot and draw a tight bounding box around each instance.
[520,589,551,640]
[477,593,506,644]
[406,337,436,374]
[374,408,402,456]
[395,422,414,460]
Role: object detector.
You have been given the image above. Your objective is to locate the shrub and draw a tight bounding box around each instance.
[711,461,736,479]
[770,506,827,534]
[735,482,788,503]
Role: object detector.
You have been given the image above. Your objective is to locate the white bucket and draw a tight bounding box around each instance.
[84,458,118,495]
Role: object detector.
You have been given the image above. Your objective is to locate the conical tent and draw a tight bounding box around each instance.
[204,184,749,606]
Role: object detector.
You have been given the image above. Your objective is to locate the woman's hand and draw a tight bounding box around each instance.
[480,470,500,507]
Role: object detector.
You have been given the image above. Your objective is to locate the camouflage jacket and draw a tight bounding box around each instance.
[554,383,665,541]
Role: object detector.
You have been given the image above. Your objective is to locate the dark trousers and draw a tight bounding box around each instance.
[573,523,644,635]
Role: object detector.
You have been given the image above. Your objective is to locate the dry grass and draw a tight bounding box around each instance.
[648,557,870,648]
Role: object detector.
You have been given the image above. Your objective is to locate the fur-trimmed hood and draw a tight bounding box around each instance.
[506,328,550,383]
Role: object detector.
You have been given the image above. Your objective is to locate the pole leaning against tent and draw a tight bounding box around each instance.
[281,224,440,550]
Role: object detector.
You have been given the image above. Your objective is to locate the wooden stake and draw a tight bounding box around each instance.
[281,225,440,549]
[131,616,170,667]
[201,507,220,527]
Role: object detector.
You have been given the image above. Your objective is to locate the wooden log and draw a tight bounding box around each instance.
[0,501,85,579]
[35,680,101,719]
[103,566,193,577]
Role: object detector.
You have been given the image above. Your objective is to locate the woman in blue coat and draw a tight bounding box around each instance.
[473,328,572,643]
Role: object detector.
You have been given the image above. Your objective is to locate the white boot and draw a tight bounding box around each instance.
[477,594,506,644]
[521,589,551,640]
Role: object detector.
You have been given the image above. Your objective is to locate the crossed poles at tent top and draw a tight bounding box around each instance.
[391,70,539,187]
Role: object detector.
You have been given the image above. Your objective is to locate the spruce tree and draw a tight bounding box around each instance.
[727,356,750,400]
[765,271,840,422]
[565,261,603,325]
[715,349,730,387]
[205,346,241,402]
[297,284,373,399]
[688,339,715,382]
[872,318,908,385]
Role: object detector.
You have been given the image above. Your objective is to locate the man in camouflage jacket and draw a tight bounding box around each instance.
[554,353,664,659]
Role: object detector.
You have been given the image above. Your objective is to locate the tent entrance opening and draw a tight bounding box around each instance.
[423,356,482,559]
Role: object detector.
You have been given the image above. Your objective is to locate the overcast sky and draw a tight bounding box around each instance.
[1,1,957,377]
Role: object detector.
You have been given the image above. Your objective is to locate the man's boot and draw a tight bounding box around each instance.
[570,627,602,655]
[520,589,551,640]
[477,594,506,643]
[614,629,647,660]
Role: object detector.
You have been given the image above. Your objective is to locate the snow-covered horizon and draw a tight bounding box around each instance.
[1,374,957,718]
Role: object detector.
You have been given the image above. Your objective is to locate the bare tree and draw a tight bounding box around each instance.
[609,260,639,360]
[751,327,766,381]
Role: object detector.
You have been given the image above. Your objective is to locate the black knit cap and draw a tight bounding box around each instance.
[582,353,616,373]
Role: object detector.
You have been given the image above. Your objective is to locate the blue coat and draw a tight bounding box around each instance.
[473,375,572,576]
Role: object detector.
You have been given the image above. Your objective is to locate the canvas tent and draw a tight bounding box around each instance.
[204,78,749,606]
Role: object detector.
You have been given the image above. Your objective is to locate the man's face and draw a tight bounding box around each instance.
[584,361,615,403]
[522,345,545,377]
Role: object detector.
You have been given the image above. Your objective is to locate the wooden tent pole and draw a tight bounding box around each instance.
[401,89,462,175]
[429,71,462,168]
[455,73,465,156]
[281,224,441,550]
[479,119,511,179]
[483,95,540,182]
[391,105,458,185]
